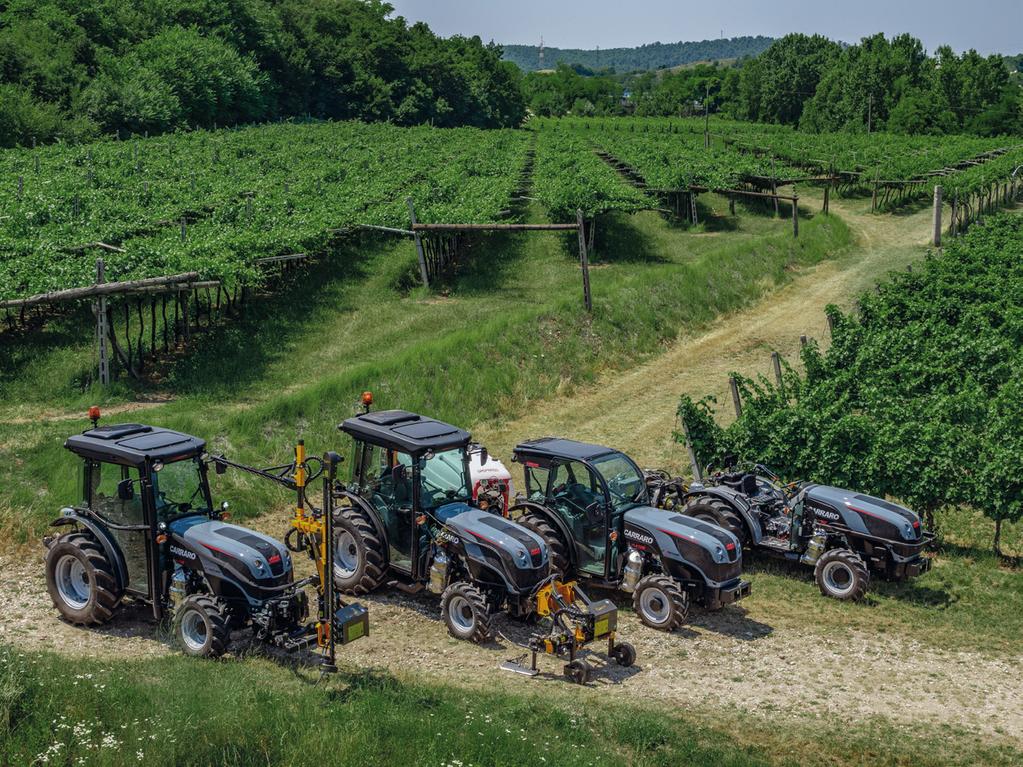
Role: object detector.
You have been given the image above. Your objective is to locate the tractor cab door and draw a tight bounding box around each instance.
[354,443,415,574]
[86,460,151,597]
[547,460,609,576]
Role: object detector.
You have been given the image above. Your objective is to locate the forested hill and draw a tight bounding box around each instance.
[503,36,774,73]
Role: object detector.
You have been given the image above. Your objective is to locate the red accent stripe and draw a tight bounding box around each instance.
[469,529,499,547]
[657,527,697,544]
[202,542,231,555]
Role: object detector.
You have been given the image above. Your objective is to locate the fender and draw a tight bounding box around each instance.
[509,501,581,570]
[50,511,129,592]
[683,487,764,545]
[334,489,390,566]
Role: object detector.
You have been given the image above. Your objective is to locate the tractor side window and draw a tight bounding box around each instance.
[90,462,144,527]
[523,464,550,502]
[549,461,602,519]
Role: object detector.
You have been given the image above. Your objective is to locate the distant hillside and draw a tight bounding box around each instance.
[503,36,774,73]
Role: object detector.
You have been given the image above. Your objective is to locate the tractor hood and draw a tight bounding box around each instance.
[436,503,548,594]
[802,486,922,542]
[438,504,547,571]
[168,516,293,587]
[624,506,741,566]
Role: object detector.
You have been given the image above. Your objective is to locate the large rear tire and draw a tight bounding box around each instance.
[814,548,870,601]
[173,594,231,658]
[440,582,492,643]
[632,574,689,631]
[517,511,570,576]
[44,533,122,626]
[333,507,387,595]
[683,497,749,548]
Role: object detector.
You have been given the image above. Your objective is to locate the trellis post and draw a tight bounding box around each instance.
[791,194,799,238]
[577,209,592,312]
[406,198,430,288]
[771,351,784,393]
[95,259,110,385]
[932,185,942,247]
[728,376,742,418]
[679,417,702,481]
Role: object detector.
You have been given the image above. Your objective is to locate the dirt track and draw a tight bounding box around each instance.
[4,198,1022,747]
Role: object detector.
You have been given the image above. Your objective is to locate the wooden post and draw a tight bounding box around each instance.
[181,290,190,342]
[406,198,430,288]
[800,334,808,348]
[932,185,942,247]
[577,209,592,312]
[791,195,799,238]
[679,417,702,481]
[823,185,830,215]
[950,194,958,237]
[728,196,735,216]
[771,159,779,217]
[17,175,23,200]
[95,259,110,385]
[826,313,836,336]
[771,351,784,393]
[728,376,742,419]
[180,217,187,241]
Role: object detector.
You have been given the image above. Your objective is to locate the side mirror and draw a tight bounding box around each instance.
[117,478,135,501]
[479,446,489,465]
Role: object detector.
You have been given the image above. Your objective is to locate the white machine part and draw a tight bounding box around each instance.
[469,446,515,515]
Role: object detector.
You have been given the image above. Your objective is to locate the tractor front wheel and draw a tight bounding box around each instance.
[441,582,492,643]
[332,508,386,595]
[632,574,689,631]
[45,533,122,626]
[814,548,870,601]
[173,594,231,658]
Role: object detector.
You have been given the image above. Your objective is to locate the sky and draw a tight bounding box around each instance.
[386,0,1022,56]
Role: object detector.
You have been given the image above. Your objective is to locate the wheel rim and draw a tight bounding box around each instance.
[447,595,476,633]
[333,531,359,578]
[180,610,209,652]
[55,554,91,610]
[822,561,856,597]
[639,586,672,625]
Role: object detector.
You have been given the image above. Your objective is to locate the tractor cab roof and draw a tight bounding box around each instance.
[339,410,470,457]
[512,437,618,463]
[65,423,206,468]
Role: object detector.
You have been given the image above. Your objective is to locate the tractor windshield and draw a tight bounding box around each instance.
[416,448,471,515]
[591,452,647,513]
[153,458,210,520]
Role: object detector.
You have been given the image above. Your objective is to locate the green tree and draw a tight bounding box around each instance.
[735,34,840,124]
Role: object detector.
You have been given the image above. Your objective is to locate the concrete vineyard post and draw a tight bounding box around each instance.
[406,198,430,288]
[932,185,942,247]
[728,378,744,421]
[96,259,110,385]
[577,209,592,313]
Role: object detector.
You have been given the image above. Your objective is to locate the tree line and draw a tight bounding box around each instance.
[0,0,526,148]
[523,33,1022,137]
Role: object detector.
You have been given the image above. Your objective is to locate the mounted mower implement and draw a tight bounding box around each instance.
[43,410,367,669]
[500,578,636,684]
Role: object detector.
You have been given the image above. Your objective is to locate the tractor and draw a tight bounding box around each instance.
[508,438,750,632]
[43,410,367,666]
[681,463,934,600]
[331,405,553,643]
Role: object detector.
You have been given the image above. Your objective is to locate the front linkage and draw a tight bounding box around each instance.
[212,442,368,672]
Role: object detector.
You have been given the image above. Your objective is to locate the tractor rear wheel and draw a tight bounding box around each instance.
[683,497,749,548]
[814,548,870,601]
[633,574,689,631]
[564,659,591,685]
[333,508,386,595]
[173,594,231,658]
[517,511,570,576]
[441,582,492,643]
[45,532,122,626]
